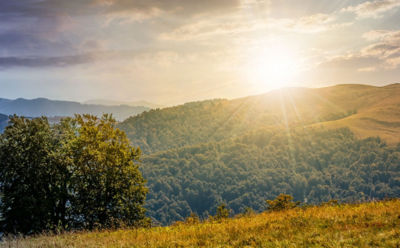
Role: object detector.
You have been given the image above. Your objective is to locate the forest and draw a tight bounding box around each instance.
[116,85,400,225]
[141,127,400,225]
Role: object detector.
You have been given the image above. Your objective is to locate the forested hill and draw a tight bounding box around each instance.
[141,127,400,224]
[119,84,400,154]
[0,98,150,121]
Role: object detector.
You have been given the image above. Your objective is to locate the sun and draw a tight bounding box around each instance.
[245,44,301,92]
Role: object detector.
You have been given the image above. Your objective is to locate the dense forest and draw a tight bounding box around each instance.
[141,127,400,225]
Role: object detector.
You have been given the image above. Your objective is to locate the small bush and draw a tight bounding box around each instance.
[266,194,300,211]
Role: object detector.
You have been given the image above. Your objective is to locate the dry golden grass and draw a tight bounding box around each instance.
[309,84,400,145]
[3,199,400,248]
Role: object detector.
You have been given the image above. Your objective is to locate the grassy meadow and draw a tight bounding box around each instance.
[3,199,400,248]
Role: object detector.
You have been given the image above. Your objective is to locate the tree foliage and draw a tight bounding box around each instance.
[266,194,300,211]
[0,115,148,234]
[215,204,230,220]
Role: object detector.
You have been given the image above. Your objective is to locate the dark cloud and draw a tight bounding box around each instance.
[0,0,240,67]
[0,0,240,20]
[0,54,96,68]
[0,31,75,56]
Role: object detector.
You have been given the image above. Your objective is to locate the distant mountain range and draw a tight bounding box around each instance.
[0,98,150,121]
[84,99,162,109]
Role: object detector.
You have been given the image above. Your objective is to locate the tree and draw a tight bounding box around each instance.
[214,203,230,220]
[0,114,149,234]
[0,116,68,234]
[266,194,300,212]
[66,114,149,229]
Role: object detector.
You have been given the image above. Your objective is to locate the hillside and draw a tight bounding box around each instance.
[5,199,400,247]
[312,84,400,144]
[119,84,400,154]
[141,127,400,224]
[116,84,400,224]
[0,98,149,121]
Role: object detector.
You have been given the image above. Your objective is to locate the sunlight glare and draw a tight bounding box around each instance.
[245,44,301,92]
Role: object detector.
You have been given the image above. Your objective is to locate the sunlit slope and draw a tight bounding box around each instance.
[119,84,400,153]
[8,200,400,248]
[312,84,400,144]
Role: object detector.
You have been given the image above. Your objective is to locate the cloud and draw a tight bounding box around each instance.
[160,12,347,41]
[0,49,198,69]
[160,16,266,41]
[361,30,400,68]
[0,54,97,68]
[275,13,351,33]
[0,0,240,21]
[318,29,400,72]
[342,0,400,18]
[318,54,381,70]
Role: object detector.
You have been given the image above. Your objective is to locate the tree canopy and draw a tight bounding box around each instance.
[140,128,400,225]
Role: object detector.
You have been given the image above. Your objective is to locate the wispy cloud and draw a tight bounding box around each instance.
[361,30,400,69]
[342,0,400,18]
[161,12,348,41]
[318,29,400,72]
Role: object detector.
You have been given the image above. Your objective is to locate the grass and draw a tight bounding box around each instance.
[311,84,400,145]
[3,199,400,247]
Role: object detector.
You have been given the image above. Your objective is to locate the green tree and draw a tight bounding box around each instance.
[66,114,149,229]
[0,114,149,234]
[214,203,230,220]
[266,194,300,212]
[0,116,68,234]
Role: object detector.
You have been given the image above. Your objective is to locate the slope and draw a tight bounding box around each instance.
[312,84,400,144]
[141,127,400,224]
[119,84,400,154]
[7,199,400,247]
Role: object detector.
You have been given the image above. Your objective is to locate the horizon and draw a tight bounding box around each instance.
[0,82,398,107]
[1,0,400,105]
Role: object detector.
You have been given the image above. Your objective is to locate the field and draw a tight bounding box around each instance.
[4,199,400,248]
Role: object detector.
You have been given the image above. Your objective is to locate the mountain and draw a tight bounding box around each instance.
[117,83,400,225]
[311,84,400,145]
[84,99,163,109]
[119,84,400,154]
[0,98,150,121]
[0,113,8,132]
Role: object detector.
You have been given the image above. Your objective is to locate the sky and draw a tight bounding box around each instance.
[1,0,400,105]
